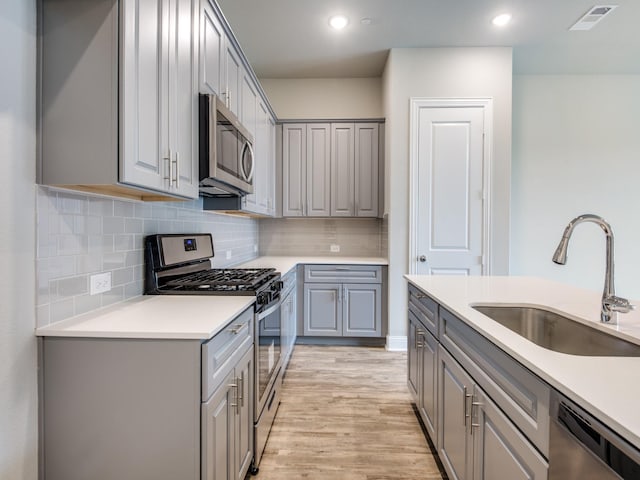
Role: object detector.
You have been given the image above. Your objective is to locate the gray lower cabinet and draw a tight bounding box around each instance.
[408,285,439,441]
[302,265,383,338]
[406,284,549,480]
[438,346,548,480]
[201,345,254,480]
[280,268,298,368]
[303,283,382,337]
[40,306,255,480]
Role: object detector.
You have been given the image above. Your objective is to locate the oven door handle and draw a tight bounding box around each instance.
[257,302,280,320]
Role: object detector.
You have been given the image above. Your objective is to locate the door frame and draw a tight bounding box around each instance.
[408,97,493,275]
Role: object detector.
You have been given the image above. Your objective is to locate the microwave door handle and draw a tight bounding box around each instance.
[241,141,255,182]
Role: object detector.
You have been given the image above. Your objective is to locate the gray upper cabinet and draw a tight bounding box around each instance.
[199,0,224,96]
[307,124,332,216]
[281,123,331,217]
[331,124,355,217]
[354,124,380,217]
[282,122,381,218]
[242,98,276,217]
[40,0,198,201]
[282,124,306,217]
[200,0,275,217]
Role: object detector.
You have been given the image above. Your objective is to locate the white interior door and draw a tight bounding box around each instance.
[410,99,490,276]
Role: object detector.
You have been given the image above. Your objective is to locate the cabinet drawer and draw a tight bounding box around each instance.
[408,284,438,337]
[439,307,551,458]
[304,264,382,284]
[202,307,254,401]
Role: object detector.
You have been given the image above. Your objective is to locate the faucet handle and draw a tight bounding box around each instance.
[605,295,635,313]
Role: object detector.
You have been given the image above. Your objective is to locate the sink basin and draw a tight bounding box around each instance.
[471,305,640,357]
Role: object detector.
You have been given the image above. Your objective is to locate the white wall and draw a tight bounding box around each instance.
[260,77,383,119]
[511,74,640,300]
[0,0,38,478]
[383,48,513,339]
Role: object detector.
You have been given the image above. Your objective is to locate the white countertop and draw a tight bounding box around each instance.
[35,256,387,340]
[405,275,640,449]
[36,295,255,340]
[238,255,389,275]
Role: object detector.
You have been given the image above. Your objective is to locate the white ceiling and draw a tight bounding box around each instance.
[217,0,640,78]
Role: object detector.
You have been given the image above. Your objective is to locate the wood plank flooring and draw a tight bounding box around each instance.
[253,345,445,480]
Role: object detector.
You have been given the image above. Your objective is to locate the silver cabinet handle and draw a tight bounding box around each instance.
[229,324,243,334]
[238,375,244,408]
[471,395,483,431]
[419,255,427,263]
[172,151,179,188]
[229,382,238,411]
[463,386,473,426]
[164,149,172,185]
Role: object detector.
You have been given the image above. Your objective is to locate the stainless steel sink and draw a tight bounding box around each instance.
[472,305,640,356]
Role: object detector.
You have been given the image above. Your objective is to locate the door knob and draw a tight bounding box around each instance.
[419,255,427,262]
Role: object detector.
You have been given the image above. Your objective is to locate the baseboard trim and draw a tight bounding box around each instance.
[386,335,407,352]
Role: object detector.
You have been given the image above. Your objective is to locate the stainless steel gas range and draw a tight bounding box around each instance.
[144,233,283,471]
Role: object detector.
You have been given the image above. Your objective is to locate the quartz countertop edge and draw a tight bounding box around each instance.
[237,255,389,275]
[404,274,640,450]
[35,295,255,340]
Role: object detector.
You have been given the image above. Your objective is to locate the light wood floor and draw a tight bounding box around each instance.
[253,345,445,480]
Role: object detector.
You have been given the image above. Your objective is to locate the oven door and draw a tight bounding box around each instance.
[255,301,281,416]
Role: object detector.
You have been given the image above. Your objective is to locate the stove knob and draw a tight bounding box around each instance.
[273,281,284,292]
[257,292,269,306]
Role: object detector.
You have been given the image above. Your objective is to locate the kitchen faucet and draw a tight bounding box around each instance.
[552,214,634,323]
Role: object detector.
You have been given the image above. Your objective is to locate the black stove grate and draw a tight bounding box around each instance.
[164,268,276,291]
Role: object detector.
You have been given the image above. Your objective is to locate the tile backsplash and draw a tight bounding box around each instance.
[36,186,258,327]
[259,217,385,257]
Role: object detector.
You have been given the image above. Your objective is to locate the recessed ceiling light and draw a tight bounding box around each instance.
[492,13,512,27]
[329,15,349,30]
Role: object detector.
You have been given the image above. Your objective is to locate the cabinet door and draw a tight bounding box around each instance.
[120,0,167,192]
[419,329,438,442]
[303,283,341,336]
[241,76,258,211]
[267,115,277,215]
[407,313,420,401]
[354,123,379,217]
[472,387,548,480]
[330,123,355,217]
[342,284,381,337]
[235,347,254,480]
[201,370,236,480]
[282,124,306,217]
[170,0,198,198]
[200,0,224,96]
[438,346,473,480]
[306,124,331,217]
[223,43,241,116]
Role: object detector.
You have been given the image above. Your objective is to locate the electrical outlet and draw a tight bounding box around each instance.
[330,244,340,253]
[226,250,232,260]
[90,272,112,295]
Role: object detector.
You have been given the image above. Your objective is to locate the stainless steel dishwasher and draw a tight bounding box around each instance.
[549,391,640,479]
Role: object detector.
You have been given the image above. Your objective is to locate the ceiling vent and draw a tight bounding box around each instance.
[570,5,618,31]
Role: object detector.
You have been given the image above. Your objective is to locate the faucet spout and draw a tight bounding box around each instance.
[552,214,633,323]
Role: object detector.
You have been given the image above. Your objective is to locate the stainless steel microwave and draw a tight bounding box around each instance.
[199,93,254,196]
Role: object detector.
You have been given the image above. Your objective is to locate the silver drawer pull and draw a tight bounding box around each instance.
[229,324,244,334]
[415,293,428,299]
